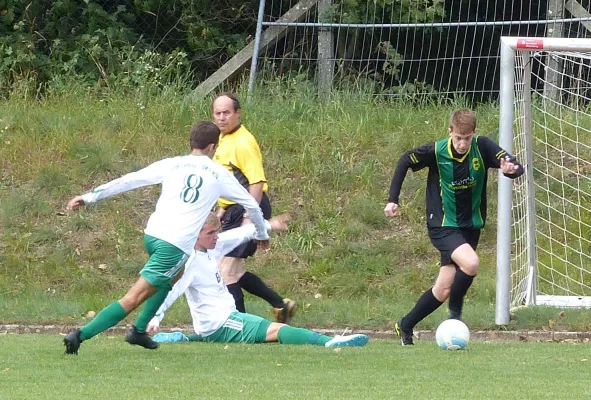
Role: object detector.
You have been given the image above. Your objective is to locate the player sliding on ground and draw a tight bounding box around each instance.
[385,109,524,346]
[63,121,269,355]
[146,213,369,348]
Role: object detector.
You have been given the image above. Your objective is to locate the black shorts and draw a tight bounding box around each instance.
[428,227,481,267]
[221,193,272,258]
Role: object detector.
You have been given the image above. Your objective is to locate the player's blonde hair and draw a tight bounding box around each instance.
[204,212,221,230]
[449,109,476,134]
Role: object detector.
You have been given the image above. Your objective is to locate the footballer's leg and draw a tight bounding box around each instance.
[153,331,190,343]
[396,266,454,346]
[64,235,187,354]
[154,314,368,348]
[448,229,480,320]
[122,280,161,350]
[272,298,298,324]
[395,228,463,346]
[63,329,83,355]
[267,322,368,347]
[127,243,188,350]
[225,283,246,313]
[222,200,297,322]
[235,267,298,323]
[220,256,247,312]
[64,277,154,355]
[241,315,368,347]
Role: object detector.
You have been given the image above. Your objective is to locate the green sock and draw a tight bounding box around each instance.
[186,333,204,342]
[79,301,127,341]
[133,287,170,333]
[277,326,331,346]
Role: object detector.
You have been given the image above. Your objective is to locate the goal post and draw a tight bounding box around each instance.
[496,37,591,325]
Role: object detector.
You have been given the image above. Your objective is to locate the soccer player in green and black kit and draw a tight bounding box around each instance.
[385,109,524,346]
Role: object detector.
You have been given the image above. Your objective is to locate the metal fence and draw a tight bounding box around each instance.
[245,0,591,101]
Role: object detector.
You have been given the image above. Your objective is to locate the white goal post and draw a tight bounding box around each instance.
[496,37,591,325]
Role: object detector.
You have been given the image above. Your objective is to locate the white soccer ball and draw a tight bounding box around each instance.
[435,319,470,350]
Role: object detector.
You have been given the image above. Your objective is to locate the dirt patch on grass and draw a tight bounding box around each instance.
[2,324,590,343]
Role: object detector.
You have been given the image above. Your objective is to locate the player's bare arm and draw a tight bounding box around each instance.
[248,181,265,204]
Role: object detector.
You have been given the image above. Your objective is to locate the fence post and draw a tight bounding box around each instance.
[317,0,334,97]
[247,0,267,102]
[544,0,564,105]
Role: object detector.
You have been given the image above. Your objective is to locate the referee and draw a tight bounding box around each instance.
[212,93,298,324]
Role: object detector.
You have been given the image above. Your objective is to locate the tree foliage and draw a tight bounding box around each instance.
[0,0,550,98]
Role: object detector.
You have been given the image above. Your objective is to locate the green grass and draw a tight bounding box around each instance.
[2,287,591,333]
[0,88,590,331]
[0,335,590,399]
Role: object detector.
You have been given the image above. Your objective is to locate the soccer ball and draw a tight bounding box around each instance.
[435,319,470,350]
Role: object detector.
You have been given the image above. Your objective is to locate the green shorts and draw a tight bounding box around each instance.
[194,312,271,344]
[140,234,188,289]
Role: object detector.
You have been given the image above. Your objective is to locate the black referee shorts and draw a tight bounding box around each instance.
[428,227,481,267]
[221,193,272,258]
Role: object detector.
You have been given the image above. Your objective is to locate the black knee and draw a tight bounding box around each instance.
[227,283,245,313]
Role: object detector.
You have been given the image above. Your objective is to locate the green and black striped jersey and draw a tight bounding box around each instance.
[388,135,524,229]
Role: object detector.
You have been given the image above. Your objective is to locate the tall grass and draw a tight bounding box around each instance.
[0,86,589,330]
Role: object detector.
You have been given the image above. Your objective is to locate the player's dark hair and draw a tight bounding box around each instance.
[190,121,220,150]
[215,92,241,111]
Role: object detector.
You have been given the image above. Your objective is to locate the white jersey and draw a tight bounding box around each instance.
[153,223,268,336]
[81,154,269,254]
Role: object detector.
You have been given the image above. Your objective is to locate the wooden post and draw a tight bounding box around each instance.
[317,0,334,97]
[545,0,565,105]
[566,0,591,32]
[565,0,591,104]
[191,0,320,99]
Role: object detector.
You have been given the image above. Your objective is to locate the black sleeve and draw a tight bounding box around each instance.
[477,135,525,179]
[388,142,436,203]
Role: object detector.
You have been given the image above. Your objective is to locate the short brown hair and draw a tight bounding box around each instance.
[190,121,220,150]
[214,92,241,111]
[449,109,476,133]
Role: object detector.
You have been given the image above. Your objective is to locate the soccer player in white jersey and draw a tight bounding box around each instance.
[146,213,369,348]
[63,121,269,355]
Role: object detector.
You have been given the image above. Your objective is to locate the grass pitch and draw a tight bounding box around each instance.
[0,334,589,399]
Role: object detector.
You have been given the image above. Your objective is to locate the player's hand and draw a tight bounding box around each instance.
[500,156,520,174]
[66,195,86,211]
[384,202,399,217]
[269,214,290,232]
[256,239,270,251]
[147,318,160,334]
[216,208,226,222]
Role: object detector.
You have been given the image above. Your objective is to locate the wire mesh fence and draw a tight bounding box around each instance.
[248,0,591,101]
[124,1,262,82]
[2,1,591,99]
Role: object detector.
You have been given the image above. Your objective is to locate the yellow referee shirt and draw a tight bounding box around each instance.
[214,124,268,208]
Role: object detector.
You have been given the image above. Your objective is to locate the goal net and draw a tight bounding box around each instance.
[496,37,591,324]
